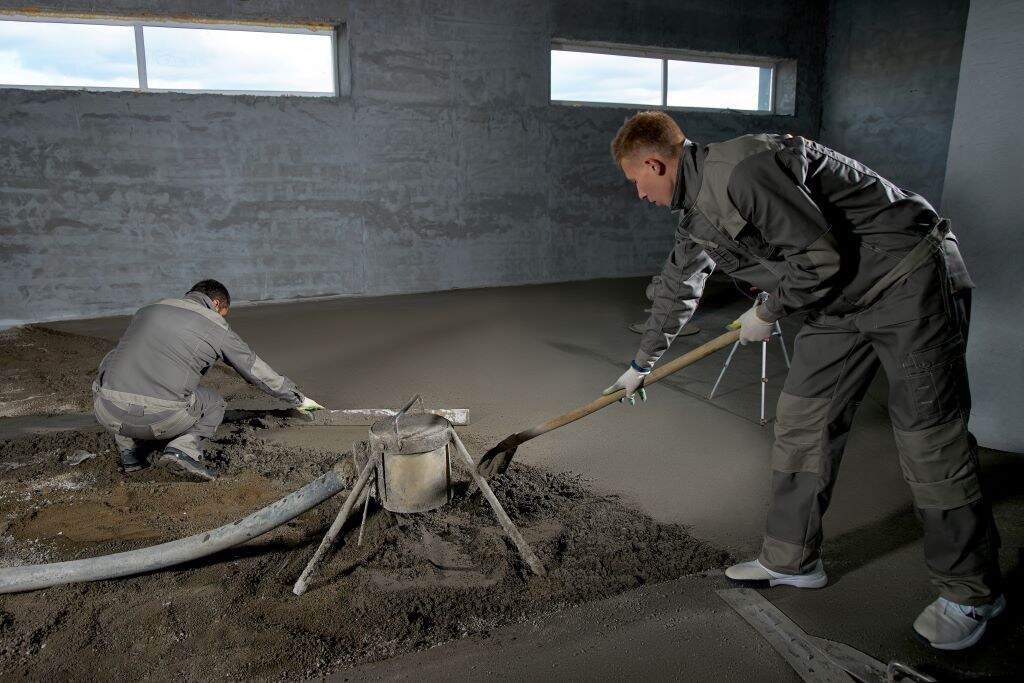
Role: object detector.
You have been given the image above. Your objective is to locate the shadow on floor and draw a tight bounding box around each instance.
[821,450,1024,681]
[826,450,1023,582]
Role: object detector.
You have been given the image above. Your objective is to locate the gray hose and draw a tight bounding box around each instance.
[0,466,348,594]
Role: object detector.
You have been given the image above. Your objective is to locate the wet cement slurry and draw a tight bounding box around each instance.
[33,276,1024,679]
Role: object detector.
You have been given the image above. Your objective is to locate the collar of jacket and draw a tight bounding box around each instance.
[184,291,216,310]
[671,139,704,213]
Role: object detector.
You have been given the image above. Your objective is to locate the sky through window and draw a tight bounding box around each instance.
[0,17,335,95]
[551,47,772,112]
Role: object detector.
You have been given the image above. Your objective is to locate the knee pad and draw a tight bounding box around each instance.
[772,392,831,474]
[894,418,981,510]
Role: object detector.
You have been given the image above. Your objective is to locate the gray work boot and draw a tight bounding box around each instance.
[913,594,1006,651]
[158,447,217,481]
[725,558,828,589]
[119,448,149,473]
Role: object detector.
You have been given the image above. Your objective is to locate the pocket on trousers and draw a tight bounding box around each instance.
[906,334,965,373]
[904,334,966,420]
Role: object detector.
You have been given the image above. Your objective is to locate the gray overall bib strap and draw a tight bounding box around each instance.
[853,218,951,308]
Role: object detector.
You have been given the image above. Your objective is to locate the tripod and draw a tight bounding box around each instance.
[707,295,791,425]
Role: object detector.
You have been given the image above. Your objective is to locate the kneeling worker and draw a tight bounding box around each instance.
[604,111,1003,650]
[93,279,324,480]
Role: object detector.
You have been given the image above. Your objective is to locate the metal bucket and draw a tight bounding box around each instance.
[369,411,453,513]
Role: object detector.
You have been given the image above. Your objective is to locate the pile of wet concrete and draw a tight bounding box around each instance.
[0,416,731,680]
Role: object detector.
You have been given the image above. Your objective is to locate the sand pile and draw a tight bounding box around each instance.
[0,417,731,680]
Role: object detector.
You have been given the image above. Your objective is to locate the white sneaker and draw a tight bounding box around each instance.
[913,594,1006,651]
[725,558,828,589]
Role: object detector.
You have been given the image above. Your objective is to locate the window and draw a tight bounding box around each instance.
[551,42,792,114]
[0,15,337,96]
[0,20,137,88]
[550,50,662,106]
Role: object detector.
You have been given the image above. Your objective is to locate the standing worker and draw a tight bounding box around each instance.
[93,279,324,480]
[603,111,1003,650]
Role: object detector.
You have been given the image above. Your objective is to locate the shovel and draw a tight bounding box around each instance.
[476,330,740,478]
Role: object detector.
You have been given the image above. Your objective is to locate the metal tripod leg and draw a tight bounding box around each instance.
[760,339,768,426]
[708,339,741,400]
[709,323,789,425]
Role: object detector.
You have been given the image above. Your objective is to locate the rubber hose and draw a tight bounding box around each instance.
[0,466,348,594]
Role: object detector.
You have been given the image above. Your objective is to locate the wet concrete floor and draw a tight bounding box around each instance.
[49,276,1023,680]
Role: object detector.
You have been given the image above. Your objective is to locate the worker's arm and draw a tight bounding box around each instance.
[219,328,303,405]
[633,213,716,370]
[726,150,841,322]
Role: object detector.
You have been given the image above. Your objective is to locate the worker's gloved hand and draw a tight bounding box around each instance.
[295,395,326,416]
[731,304,774,345]
[603,362,650,406]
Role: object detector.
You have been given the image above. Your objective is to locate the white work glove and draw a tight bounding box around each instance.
[603,362,651,405]
[731,304,774,345]
[295,394,326,416]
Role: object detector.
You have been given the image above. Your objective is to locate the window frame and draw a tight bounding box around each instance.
[550,40,789,115]
[0,13,340,97]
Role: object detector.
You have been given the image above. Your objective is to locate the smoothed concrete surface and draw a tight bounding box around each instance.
[50,276,814,554]
[52,277,930,555]
[334,572,800,682]
[49,277,1023,680]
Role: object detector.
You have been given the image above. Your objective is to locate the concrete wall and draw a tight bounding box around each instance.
[0,0,826,325]
[819,0,968,206]
[940,0,1024,453]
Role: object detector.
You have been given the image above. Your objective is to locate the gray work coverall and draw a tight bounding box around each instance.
[93,292,302,460]
[637,135,1000,605]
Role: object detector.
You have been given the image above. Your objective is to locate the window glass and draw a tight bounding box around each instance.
[667,60,768,111]
[0,20,138,88]
[550,50,661,105]
[143,27,334,94]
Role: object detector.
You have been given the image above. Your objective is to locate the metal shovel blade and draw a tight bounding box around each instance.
[475,437,520,478]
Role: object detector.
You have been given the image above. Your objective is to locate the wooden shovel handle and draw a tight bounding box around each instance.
[501,330,740,449]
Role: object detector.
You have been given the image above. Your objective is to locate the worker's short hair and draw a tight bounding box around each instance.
[611,111,685,164]
[188,279,231,307]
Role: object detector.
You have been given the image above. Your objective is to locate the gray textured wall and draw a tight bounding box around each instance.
[941,0,1024,453]
[0,0,825,325]
[819,0,968,206]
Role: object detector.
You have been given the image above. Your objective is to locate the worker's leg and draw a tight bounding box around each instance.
[163,388,225,461]
[867,271,1002,649]
[757,316,880,576]
[92,395,149,471]
[156,388,223,481]
[871,293,1001,607]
